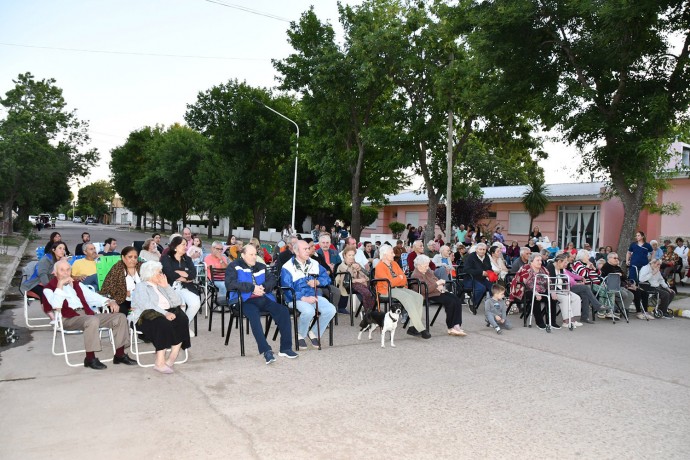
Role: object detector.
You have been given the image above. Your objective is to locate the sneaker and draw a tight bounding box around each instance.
[550,323,561,330]
[406,326,420,336]
[495,326,502,335]
[420,330,431,339]
[536,323,546,330]
[573,321,583,327]
[337,308,349,314]
[605,312,620,320]
[189,328,196,338]
[663,312,674,319]
[278,350,299,359]
[449,328,467,337]
[596,311,606,319]
[297,337,308,349]
[264,350,276,365]
[627,306,637,313]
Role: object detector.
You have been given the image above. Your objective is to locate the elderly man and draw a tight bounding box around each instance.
[182,227,193,244]
[276,235,300,272]
[317,234,343,275]
[599,252,636,316]
[280,240,336,349]
[509,247,531,274]
[42,259,134,369]
[226,245,298,364]
[463,242,494,307]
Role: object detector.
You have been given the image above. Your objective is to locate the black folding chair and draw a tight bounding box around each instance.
[223,289,274,356]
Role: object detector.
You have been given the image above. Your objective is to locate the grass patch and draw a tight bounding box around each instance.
[0,235,27,247]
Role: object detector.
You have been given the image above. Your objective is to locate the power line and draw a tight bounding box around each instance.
[0,42,268,61]
[202,0,291,22]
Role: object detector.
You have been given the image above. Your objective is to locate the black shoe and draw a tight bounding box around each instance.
[84,357,107,370]
[406,326,420,336]
[420,330,431,339]
[113,354,137,365]
[583,318,595,324]
[536,323,547,330]
[337,308,349,314]
[550,323,561,330]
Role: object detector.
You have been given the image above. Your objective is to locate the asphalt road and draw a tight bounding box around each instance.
[1,222,689,459]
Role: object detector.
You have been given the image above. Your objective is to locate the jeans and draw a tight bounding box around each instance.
[570,284,602,321]
[295,296,336,338]
[177,288,201,326]
[81,274,98,290]
[243,296,293,354]
[464,277,493,306]
[213,281,227,305]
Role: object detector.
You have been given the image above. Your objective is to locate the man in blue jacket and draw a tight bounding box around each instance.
[226,244,298,365]
[281,240,337,349]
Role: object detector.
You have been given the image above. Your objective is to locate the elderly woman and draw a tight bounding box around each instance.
[336,246,376,313]
[650,240,663,261]
[139,238,161,262]
[412,255,466,336]
[572,249,617,319]
[547,253,583,327]
[374,245,431,339]
[489,245,509,281]
[639,259,675,318]
[509,253,560,330]
[161,236,201,331]
[432,245,455,280]
[661,244,680,280]
[131,261,191,374]
[100,246,142,317]
[250,237,272,265]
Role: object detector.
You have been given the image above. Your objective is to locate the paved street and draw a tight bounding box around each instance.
[1,222,689,459]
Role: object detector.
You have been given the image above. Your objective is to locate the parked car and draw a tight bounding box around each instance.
[57,213,66,221]
[73,216,83,223]
[85,217,96,224]
[28,215,38,224]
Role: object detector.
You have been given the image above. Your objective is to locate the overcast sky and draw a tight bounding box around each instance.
[1,0,581,198]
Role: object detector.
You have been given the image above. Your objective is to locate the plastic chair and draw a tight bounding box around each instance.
[21,261,52,329]
[96,255,121,290]
[129,321,188,367]
[51,311,115,367]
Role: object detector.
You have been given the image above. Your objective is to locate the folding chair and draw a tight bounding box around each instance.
[413,279,446,328]
[223,289,274,356]
[96,255,121,290]
[600,274,629,324]
[21,261,52,329]
[456,272,477,314]
[208,267,233,336]
[333,271,358,326]
[195,261,209,318]
[129,320,188,367]
[51,311,116,367]
[275,285,331,351]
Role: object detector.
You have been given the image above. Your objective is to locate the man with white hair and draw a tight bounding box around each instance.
[281,240,337,349]
[509,247,532,274]
[41,259,134,370]
[463,242,494,306]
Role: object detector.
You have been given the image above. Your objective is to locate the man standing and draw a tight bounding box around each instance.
[42,259,135,370]
[456,224,467,245]
[281,240,336,349]
[226,245,298,364]
[74,232,90,256]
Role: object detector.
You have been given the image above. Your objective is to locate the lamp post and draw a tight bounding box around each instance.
[254,99,299,231]
[72,201,76,221]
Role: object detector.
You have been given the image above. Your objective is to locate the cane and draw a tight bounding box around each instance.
[312,274,322,350]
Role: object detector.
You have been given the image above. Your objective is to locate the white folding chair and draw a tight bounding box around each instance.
[51,310,115,367]
[129,321,188,368]
[21,262,52,329]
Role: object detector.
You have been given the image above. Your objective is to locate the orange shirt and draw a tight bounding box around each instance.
[374,261,407,295]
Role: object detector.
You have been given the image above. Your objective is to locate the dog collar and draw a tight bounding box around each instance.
[387,311,398,322]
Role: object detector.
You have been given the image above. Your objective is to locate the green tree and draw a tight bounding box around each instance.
[185,80,296,238]
[274,3,409,239]
[110,126,162,229]
[77,180,115,220]
[135,124,208,231]
[467,0,690,258]
[0,72,97,234]
[521,175,550,235]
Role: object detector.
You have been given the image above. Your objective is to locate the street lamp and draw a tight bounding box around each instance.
[254,99,299,231]
[72,201,76,221]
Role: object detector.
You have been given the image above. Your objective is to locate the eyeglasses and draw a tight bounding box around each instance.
[212,247,222,251]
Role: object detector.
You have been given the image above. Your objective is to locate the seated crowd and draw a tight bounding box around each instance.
[20,223,688,370]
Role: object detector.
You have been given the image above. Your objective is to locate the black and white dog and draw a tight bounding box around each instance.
[357,308,401,348]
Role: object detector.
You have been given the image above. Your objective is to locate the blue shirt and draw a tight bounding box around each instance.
[628,242,652,267]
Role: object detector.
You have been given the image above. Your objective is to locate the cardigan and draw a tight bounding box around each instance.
[130,281,184,324]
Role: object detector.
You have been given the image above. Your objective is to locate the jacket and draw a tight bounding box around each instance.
[411,268,443,297]
[225,258,277,303]
[130,281,184,324]
[463,252,492,279]
[100,260,143,304]
[280,256,330,302]
[41,277,94,319]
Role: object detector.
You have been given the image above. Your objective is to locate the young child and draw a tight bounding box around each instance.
[546,240,560,259]
[484,284,511,334]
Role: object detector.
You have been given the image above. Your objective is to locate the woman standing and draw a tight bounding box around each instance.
[626,231,653,282]
[412,255,466,336]
[529,226,542,241]
[161,236,201,333]
[100,246,142,317]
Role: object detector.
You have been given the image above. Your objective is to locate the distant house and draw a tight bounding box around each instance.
[363,142,690,248]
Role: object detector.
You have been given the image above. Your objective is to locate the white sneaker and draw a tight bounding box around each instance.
[682,277,690,284]
[573,321,583,327]
[189,328,196,338]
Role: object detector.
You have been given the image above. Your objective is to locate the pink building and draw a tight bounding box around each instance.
[363,143,690,248]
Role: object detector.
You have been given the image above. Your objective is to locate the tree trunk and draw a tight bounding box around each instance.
[136,214,142,230]
[207,213,213,239]
[350,142,366,241]
[611,167,646,272]
[2,199,14,236]
[252,208,264,239]
[227,217,233,240]
[426,189,440,246]
[445,107,453,242]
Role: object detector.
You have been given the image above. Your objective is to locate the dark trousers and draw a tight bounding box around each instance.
[527,291,559,327]
[434,292,463,328]
[243,296,293,354]
[464,277,493,306]
[642,286,675,313]
[139,311,190,351]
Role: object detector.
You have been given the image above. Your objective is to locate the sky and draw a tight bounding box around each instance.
[0,0,582,199]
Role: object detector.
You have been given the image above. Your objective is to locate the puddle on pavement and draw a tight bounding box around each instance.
[0,326,19,346]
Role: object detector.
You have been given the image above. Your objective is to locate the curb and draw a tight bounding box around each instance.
[0,237,30,306]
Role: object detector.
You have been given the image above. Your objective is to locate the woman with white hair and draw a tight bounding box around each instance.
[374,245,431,339]
[131,261,191,374]
[432,245,455,280]
[412,255,466,336]
[650,240,663,261]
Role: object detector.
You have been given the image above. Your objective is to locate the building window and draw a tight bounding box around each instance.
[404,211,419,228]
[508,211,530,235]
[682,146,689,167]
[557,205,600,249]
